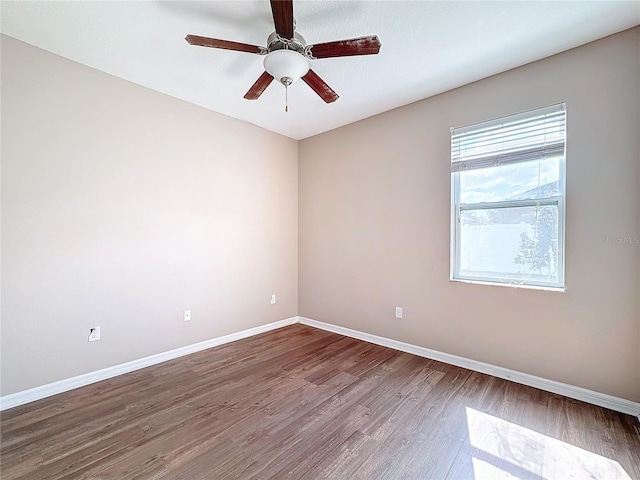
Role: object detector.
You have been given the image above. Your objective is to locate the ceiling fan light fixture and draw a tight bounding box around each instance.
[263,49,309,86]
[186,0,381,104]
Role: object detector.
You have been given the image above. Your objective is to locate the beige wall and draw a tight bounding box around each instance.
[299,28,640,402]
[1,36,298,396]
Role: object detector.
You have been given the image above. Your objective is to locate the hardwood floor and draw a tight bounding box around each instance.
[1,324,639,479]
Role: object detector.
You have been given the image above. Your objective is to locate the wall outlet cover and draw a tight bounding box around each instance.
[88,326,101,342]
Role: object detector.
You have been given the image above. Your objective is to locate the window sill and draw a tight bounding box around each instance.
[450,277,566,292]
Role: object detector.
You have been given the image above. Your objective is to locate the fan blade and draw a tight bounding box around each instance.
[301,70,339,103]
[309,35,381,59]
[244,71,275,100]
[185,34,263,54]
[270,0,294,39]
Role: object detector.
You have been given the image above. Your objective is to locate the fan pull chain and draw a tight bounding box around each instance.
[281,77,293,112]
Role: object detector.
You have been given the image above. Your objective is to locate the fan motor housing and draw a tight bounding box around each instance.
[266,31,307,54]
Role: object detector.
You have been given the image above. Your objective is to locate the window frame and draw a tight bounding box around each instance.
[449,105,566,290]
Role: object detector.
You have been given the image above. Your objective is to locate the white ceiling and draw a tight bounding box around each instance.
[1,1,638,139]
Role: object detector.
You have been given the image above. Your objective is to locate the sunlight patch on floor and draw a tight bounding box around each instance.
[464,407,631,480]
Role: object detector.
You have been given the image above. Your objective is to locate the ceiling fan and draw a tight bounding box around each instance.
[185,0,381,109]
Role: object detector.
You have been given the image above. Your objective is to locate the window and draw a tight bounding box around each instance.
[450,104,566,289]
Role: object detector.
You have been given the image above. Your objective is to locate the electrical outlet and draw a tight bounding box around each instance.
[184,309,191,322]
[88,326,101,342]
[395,307,403,319]
[271,294,276,305]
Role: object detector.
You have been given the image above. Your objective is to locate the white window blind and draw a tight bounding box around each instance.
[451,103,566,173]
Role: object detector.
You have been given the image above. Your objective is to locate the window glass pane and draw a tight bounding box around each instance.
[459,205,559,284]
[459,158,560,203]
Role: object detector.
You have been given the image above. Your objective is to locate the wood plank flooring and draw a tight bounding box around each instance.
[1,324,639,479]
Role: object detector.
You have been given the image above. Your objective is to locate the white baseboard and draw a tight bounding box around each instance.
[0,317,298,411]
[3,315,638,420]
[299,317,640,419]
